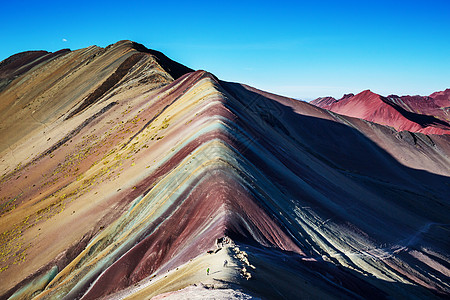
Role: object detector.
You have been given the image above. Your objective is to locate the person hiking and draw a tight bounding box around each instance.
[207,267,210,275]
[223,259,228,267]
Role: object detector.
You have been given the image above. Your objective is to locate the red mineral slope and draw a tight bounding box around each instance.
[311,89,450,134]
[429,88,450,107]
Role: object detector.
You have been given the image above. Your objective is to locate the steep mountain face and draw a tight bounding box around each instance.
[311,90,450,134]
[1,41,449,299]
[0,49,71,93]
[429,89,450,105]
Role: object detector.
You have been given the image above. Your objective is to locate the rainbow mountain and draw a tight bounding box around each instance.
[0,41,449,299]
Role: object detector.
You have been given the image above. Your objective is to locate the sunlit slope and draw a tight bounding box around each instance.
[0,42,449,299]
[311,89,450,135]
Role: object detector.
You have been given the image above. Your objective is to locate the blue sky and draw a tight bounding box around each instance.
[1,0,449,100]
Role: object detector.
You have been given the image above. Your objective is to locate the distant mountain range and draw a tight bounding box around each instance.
[311,89,450,134]
[0,41,449,299]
